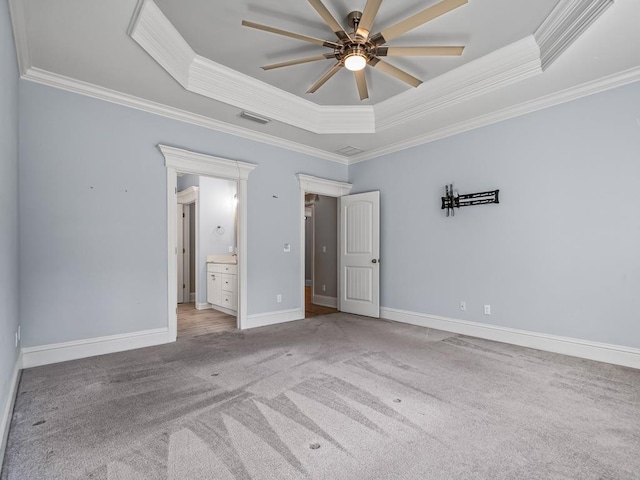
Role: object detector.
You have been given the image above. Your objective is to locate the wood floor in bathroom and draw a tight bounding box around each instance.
[177,303,236,338]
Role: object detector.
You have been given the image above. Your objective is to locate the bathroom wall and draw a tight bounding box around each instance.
[197,176,237,306]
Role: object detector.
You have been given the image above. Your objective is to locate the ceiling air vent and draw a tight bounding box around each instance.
[337,146,364,157]
[239,111,271,125]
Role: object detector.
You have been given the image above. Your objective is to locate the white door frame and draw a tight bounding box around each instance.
[296,174,352,316]
[177,186,198,303]
[161,145,256,341]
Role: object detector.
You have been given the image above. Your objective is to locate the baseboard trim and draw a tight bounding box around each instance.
[21,328,170,369]
[312,294,338,308]
[381,307,640,370]
[195,302,212,310]
[1,353,22,464]
[245,308,304,330]
[210,305,237,317]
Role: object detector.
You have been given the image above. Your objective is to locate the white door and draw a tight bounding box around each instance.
[339,191,380,318]
[177,205,185,303]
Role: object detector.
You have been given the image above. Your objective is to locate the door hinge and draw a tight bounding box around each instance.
[183,212,185,218]
[175,187,177,194]
[183,284,185,289]
[183,248,185,254]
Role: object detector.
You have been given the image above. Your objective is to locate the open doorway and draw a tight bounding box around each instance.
[297,174,353,318]
[162,144,256,341]
[176,174,238,338]
[304,194,339,318]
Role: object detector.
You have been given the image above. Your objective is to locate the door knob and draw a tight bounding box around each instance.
[371,259,377,264]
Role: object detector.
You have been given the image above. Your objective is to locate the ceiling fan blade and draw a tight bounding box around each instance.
[307,0,352,42]
[356,0,383,39]
[372,0,468,45]
[369,58,422,88]
[262,54,335,71]
[307,62,343,94]
[376,46,464,56]
[354,69,369,101]
[242,20,340,48]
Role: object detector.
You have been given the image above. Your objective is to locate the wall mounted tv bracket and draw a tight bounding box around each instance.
[441,184,499,217]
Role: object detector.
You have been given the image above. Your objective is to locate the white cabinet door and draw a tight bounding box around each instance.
[207,271,222,305]
[339,191,380,318]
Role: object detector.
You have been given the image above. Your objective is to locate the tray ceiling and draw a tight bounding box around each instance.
[10,0,640,163]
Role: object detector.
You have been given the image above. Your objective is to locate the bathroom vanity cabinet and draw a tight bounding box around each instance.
[206,262,237,313]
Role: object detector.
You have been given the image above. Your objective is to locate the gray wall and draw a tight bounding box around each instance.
[313,196,337,298]
[197,176,237,305]
[0,0,20,447]
[18,81,347,347]
[349,81,640,349]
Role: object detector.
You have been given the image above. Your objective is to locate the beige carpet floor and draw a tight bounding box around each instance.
[2,313,640,479]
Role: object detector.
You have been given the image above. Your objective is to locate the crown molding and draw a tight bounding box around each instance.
[374,36,542,132]
[535,0,614,71]
[8,0,31,75]
[130,0,375,135]
[348,65,640,164]
[22,67,348,164]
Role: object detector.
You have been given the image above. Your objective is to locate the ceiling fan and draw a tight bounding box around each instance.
[242,0,467,101]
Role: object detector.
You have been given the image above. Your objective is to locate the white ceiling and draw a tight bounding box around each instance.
[11,0,640,164]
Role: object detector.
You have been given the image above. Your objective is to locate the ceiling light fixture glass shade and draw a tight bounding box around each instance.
[344,54,367,71]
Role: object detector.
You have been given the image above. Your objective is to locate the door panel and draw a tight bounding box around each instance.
[339,191,380,317]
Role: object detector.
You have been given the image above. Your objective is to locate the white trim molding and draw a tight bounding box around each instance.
[381,307,640,370]
[160,145,256,335]
[177,185,198,204]
[21,328,170,369]
[195,302,212,311]
[535,0,614,71]
[0,354,22,465]
[245,309,304,330]
[312,294,338,309]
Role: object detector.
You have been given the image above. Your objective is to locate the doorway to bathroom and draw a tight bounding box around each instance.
[162,144,257,341]
[176,173,238,338]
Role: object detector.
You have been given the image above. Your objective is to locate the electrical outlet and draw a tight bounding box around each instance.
[459,301,466,311]
[15,332,18,347]
[484,305,491,315]
[276,294,282,303]
[228,246,233,253]
[283,243,291,253]
[322,285,326,292]
[322,246,326,253]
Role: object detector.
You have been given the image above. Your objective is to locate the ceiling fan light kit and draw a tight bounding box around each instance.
[243,0,468,102]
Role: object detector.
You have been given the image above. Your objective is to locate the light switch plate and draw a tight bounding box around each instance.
[283,243,291,253]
